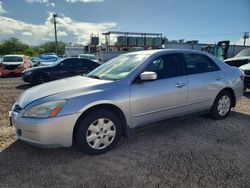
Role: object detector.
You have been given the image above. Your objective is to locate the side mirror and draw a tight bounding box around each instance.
[140,71,157,81]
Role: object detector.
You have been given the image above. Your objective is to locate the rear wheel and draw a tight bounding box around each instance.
[210,90,232,120]
[33,73,48,85]
[74,109,122,155]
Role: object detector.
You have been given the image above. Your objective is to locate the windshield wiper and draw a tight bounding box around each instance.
[86,74,102,79]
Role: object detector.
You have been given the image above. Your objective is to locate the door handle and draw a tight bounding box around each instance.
[176,82,186,88]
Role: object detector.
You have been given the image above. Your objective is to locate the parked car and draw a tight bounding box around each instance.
[0,55,30,76]
[11,49,244,155]
[22,57,100,85]
[224,48,250,67]
[224,48,250,90]
[37,54,59,67]
[78,54,99,62]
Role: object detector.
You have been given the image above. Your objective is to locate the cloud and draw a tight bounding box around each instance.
[25,0,49,3]
[0,13,117,45]
[46,2,55,7]
[66,0,104,3]
[22,31,32,36]
[25,0,55,7]
[0,1,7,14]
[235,38,250,46]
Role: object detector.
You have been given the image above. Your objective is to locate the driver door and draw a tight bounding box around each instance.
[130,53,188,128]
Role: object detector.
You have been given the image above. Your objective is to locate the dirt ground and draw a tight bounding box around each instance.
[0,77,250,188]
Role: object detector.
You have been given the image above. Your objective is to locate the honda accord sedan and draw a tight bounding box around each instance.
[10,49,244,155]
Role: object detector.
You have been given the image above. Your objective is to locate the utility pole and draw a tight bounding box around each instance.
[52,13,58,55]
[243,32,249,46]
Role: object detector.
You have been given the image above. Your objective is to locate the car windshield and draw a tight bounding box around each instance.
[87,54,150,81]
[3,56,23,62]
[236,48,250,57]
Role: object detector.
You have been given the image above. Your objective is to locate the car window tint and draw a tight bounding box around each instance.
[184,53,219,74]
[79,59,95,68]
[145,54,183,79]
[60,59,77,68]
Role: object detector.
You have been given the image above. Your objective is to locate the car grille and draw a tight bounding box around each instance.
[3,64,19,70]
[244,70,250,76]
[225,60,248,68]
[13,104,22,113]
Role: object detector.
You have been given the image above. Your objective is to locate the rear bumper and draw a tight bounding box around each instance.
[0,68,24,76]
[11,111,81,148]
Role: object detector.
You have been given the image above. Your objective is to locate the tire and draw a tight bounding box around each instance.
[32,73,48,85]
[210,90,232,120]
[74,109,122,155]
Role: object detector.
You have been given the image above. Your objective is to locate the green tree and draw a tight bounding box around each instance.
[0,38,29,55]
[39,41,66,56]
[23,47,38,57]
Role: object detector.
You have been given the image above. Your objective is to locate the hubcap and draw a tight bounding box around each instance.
[217,95,231,116]
[86,118,116,150]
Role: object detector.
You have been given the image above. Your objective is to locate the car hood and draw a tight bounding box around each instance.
[17,76,112,108]
[224,56,250,62]
[240,63,250,70]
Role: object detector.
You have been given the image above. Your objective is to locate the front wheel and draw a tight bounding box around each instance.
[74,109,122,155]
[210,90,232,120]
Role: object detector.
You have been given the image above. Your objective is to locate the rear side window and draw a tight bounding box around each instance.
[60,59,77,68]
[183,53,220,75]
[145,53,184,79]
[78,59,97,68]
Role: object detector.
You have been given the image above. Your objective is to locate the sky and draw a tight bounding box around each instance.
[0,0,249,46]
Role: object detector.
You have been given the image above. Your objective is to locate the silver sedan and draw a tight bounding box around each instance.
[10,49,244,154]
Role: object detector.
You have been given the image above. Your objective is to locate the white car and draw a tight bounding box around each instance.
[224,48,250,90]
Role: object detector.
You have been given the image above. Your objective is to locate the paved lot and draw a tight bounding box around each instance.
[0,77,250,188]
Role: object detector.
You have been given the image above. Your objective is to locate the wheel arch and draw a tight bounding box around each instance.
[73,103,129,143]
[218,87,236,107]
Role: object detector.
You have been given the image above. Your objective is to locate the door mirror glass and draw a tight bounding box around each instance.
[140,71,157,81]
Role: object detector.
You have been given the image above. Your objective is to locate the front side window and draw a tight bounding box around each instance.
[183,53,219,75]
[145,53,184,79]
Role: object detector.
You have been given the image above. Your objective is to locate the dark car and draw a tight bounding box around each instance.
[22,57,100,85]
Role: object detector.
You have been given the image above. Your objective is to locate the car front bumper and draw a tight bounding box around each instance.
[22,73,34,83]
[11,111,81,148]
[0,68,24,76]
[244,76,250,89]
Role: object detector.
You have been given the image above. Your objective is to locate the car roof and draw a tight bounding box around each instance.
[4,54,25,57]
[123,49,209,56]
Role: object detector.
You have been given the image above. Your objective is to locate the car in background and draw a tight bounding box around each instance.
[0,55,30,76]
[224,48,250,90]
[34,54,60,67]
[22,57,100,85]
[78,54,99,62]
[224,48,250,67]
[11,50,244,155]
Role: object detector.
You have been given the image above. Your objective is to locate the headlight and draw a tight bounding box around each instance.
[22,100,67,118]
[24,71,33,76]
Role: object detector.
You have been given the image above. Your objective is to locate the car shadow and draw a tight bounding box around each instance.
[15,83,33,90]
[0,111,250,187]
[244,90,250,99]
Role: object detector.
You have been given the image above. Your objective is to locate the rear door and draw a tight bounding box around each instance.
[183,53,224,112]
[130,53,188,127]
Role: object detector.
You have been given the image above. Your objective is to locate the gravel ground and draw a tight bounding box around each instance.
[0,77,250,188]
